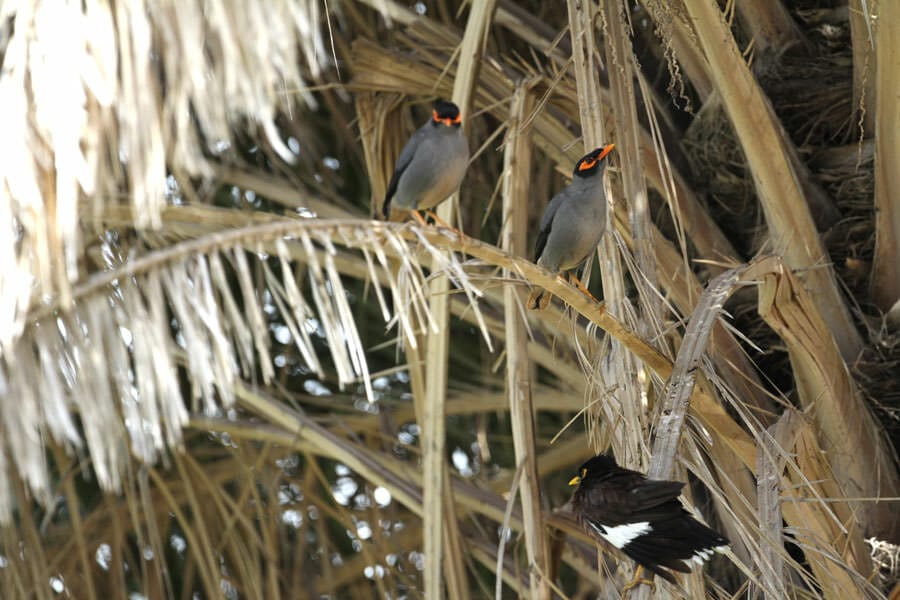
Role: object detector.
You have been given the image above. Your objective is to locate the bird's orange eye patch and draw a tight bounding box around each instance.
[578,158,597,171]
[433,110,462,126]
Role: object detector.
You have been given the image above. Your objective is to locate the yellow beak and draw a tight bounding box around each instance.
[568,475,581,486]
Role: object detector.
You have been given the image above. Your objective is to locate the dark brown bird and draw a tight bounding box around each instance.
[569,453,729,589]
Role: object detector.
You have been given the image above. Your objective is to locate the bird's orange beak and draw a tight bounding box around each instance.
[597,143,615,161]
[568,475,581,486]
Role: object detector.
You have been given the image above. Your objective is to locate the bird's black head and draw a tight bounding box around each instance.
[569,452,619,487]
[572,143,615,178]
[432,100,462,128]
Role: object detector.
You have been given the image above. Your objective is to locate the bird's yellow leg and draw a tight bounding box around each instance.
[568,273,600,303]
[422,209,460,233]
[411,210,430,227]
[622,566,655,594]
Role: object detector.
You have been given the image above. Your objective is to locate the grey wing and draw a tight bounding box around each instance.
[383,123,429,218]
[533,188,569,262]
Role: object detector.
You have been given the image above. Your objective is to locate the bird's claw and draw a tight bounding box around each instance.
[420,210,459,233]
[622,566,655,595]
[567,273,599,303]
[411,210,429,227]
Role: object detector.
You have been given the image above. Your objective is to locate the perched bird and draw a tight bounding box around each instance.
[527,144,615,310]
[381,100,469,225]
[569,453,729,590]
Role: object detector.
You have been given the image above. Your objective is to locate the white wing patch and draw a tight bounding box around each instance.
[588,521,652,549]
[690,544,728,566]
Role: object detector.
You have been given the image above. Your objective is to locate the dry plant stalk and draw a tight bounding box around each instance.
[848,0,876,135]
[601,0,663,332]
[501,81,550,600]
[420,2,498,597]
[871,1,900,312]
[755,414,791,600]
[647,265,751,481]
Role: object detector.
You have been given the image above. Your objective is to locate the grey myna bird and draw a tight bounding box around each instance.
[527,144,615,310]
[381,100,469,226]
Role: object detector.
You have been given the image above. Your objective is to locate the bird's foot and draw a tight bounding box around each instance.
[568,273,599,303]
[527,288,551,311]
[622,566,655,595]
[421,210,460,234]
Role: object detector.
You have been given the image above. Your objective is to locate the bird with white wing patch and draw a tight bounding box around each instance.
[569,453,729,591]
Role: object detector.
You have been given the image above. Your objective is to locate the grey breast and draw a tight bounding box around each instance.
[392,125,469,212]
[538,177,607,272]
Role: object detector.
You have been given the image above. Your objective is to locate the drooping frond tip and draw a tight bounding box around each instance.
[0,0,327,356]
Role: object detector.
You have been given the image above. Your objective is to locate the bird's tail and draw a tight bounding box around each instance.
[527,288,551,311]
[622,517,728,578]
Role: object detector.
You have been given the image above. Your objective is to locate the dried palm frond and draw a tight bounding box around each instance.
[0,0,324,355]
[0,219,491,522]
[870,2,900,313]
[680,0,861,362]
